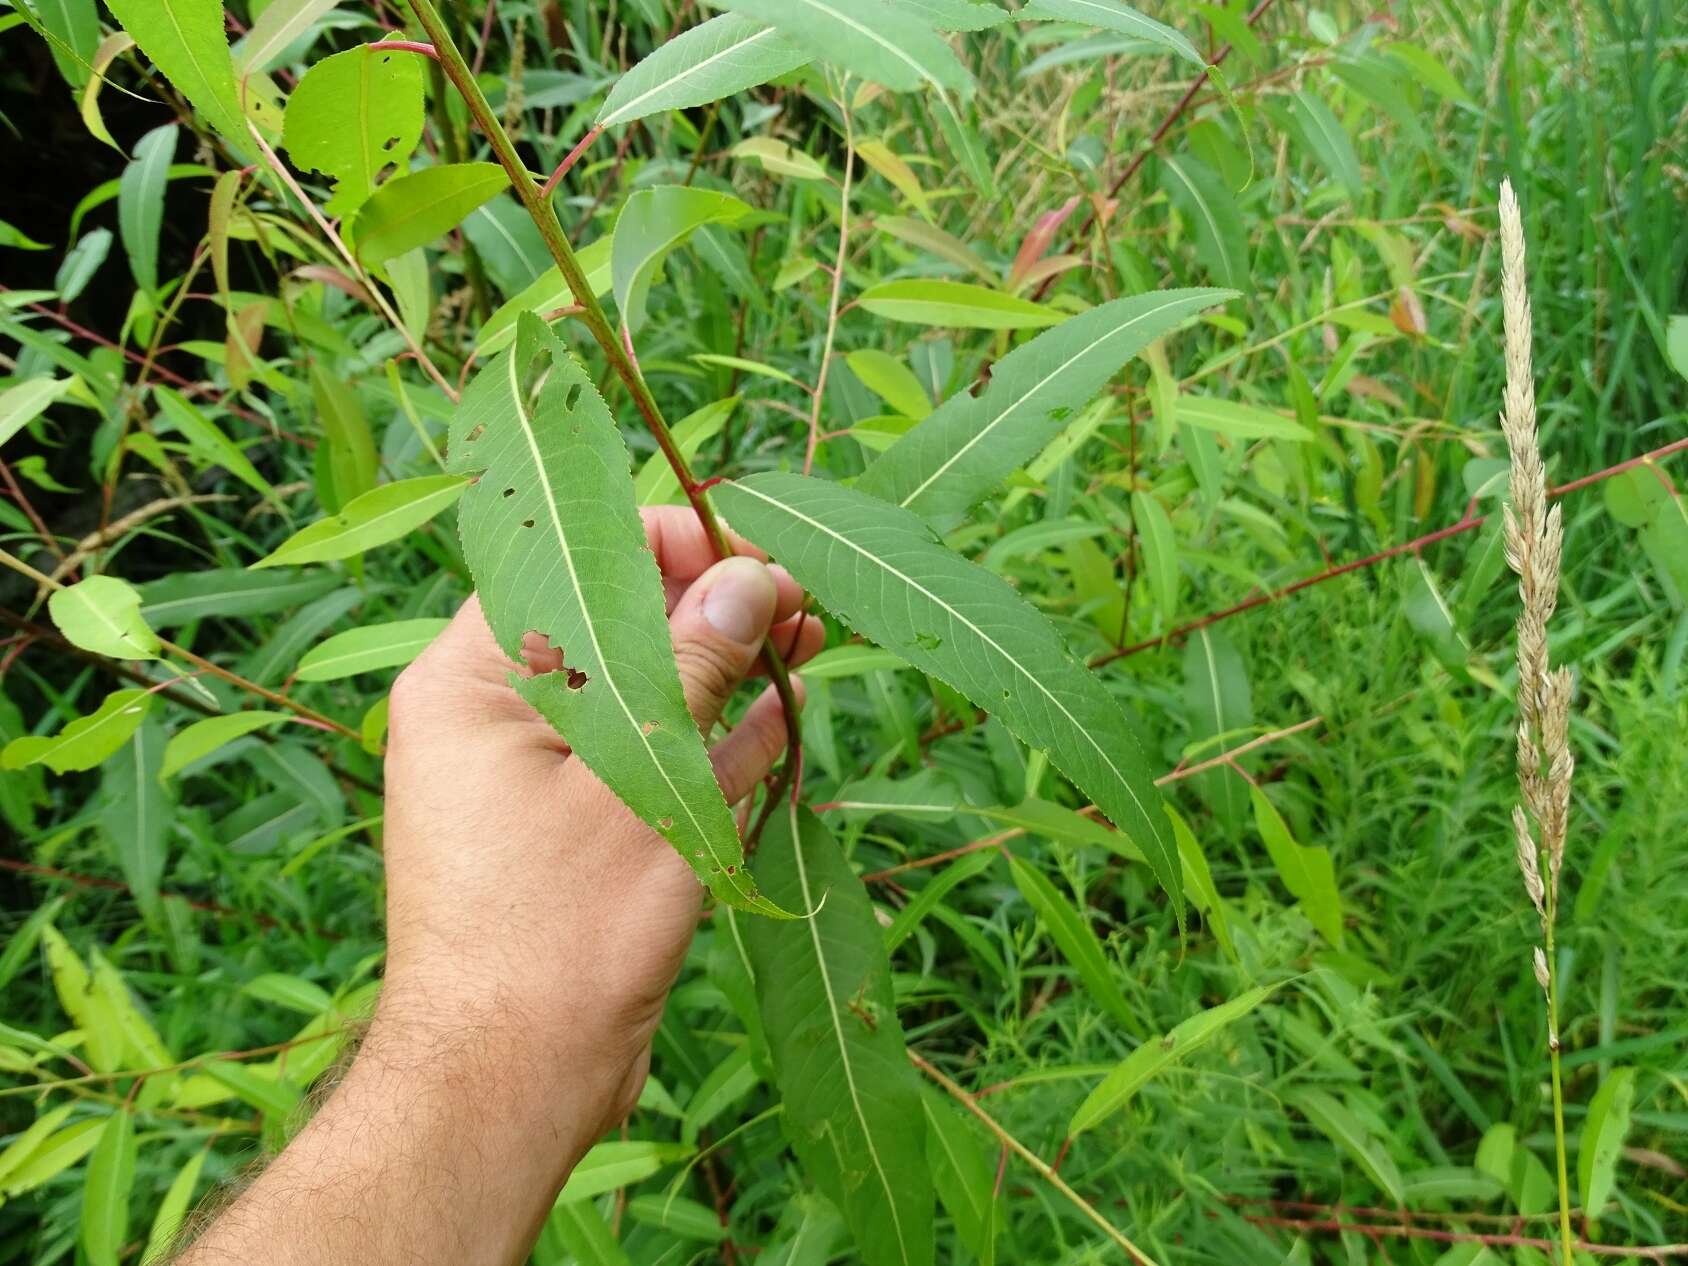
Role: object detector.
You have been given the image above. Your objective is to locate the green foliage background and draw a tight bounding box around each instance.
[0,0,1685,1262]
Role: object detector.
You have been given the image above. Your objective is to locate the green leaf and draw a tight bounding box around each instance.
[922,1094,996,1265]
[142,1149,207,1264]
[81,1110,136,1266]
[474,235,614,356]
[611,186,752,335]
[856,280,1061,330]
[203,1059,302,1119]
[1578,1066,1635,1216]
[874,214,992,281]
[283,44,425,217]
[1019,0,1204,68]
[1165,804,1234,959]
[634,397,737,506]
[714,0,969,94]
[902,0,1006,29]
[541,1201,635,1265]
[1402,556,1467,668]
[932,88,995,196]
[1007,851,1138,1033]
[742,805,935,1266]
[0,1104,77,1191]
[858,289,1228,526]
[2,689,153,774]
[0,376,75,449]
[731,135,829,181]
[626,1195,730,1242]
[1131,491,1179,623]
[1666,313,1688,382]
[87,949,172,1067]
[1400,1166,1504,1203]
[555,1140,694,1204]
[251,474,470,569]
[1182,627,1250,829]
[241,972,334,1013]
[0,1117,104,1196]
[1287,1088,1404,1204]
[1290,90,1363,197]
[1161,154,1247,289]
[102,0,248,145]
[715,473,1181,918]
[310,363,376,512]
[136,568,340,627]
[99,718,171,924]
[294,618,448,681]
[1069,986,1272,1135]
[237,0,339,73]
[1178,394,1310,441]
[118,123,175,294]
[353,162,511,268]
[36,0,100,90]
[800,644,911,679]
[596,14,810,130]
[161,711,291,778]
[449,314,783,915]
[1250,785,1343,947]
[154,386,277,502]
[39,925,121,1070]
[847,350,932,419]
[1639,495,1688,604]
[49,575,162,661]
[57,228,113,304]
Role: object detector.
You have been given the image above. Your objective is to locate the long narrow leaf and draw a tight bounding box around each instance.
[858,289,1231,527]
[743,805,935,1266]
[715,474,1181,918]
[596,14,809,129]
[449,313,784,916]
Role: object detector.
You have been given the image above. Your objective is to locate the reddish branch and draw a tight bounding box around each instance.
[1031,0,1279,302]
[0,858,290,931]
[1090,435,1688,668]
[540,126,604,198]
[366,38,439,59]
[1236,1210,1684,1260]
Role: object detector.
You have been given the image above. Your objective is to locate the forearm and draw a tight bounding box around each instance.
[176,995,596,1266]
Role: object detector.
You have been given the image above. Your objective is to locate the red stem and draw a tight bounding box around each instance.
[367,38,439,59]
[1031,0,1279,302]
[541,125,604,198]
[1236,1212,1682,1260]
[1090,435,1688,668]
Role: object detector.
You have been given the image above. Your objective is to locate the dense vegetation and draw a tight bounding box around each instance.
[0,1,1684,1263]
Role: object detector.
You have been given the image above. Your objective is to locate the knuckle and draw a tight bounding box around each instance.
[673,636,741,703]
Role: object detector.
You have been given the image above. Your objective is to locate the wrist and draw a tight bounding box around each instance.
[363,976,633,1157]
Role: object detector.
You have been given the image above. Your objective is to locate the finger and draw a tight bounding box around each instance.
[768,565,805,622]
[709,678,804,805]
[669,555,780,736]
[641,506,765,585]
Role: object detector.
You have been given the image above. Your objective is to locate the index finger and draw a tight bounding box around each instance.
[641,504,766,582]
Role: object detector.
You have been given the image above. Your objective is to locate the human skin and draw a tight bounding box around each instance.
[175,506,823,1265]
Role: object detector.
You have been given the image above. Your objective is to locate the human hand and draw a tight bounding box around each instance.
[376,505,822,1162]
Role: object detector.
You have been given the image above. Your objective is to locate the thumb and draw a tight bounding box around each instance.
[669,555,778,736]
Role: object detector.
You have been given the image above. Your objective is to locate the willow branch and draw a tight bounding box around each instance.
[402,0,802,769]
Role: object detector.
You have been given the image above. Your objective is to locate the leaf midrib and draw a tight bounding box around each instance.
[504,354,735,877]
[898,298,1196,510]
[1162,157,1237,282]
[734,480,1153,832]
[785,0,941,91]
[787,802,913,1266]
[601,21,786,128]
